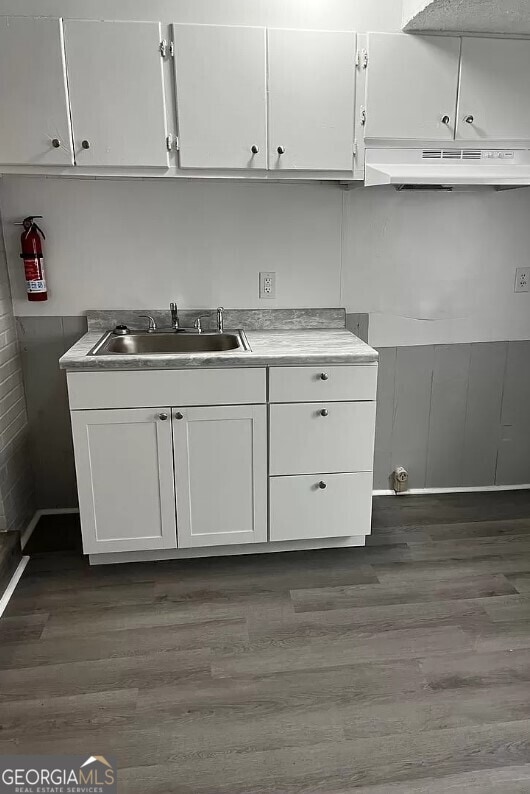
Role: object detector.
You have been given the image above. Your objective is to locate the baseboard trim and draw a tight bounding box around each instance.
[373,484,530,497]
[21,508,79,550]
[0,556,29,618]
[21,488,530,547]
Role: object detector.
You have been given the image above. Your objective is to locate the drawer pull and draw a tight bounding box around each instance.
[318,481,327,489]
[320,409,329,417]
[320,373,329,381]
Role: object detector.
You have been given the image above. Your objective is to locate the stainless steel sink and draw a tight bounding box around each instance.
[89,330,250,356]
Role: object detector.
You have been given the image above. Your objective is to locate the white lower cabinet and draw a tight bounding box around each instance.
[71,408,177,554]
[69,364,376,558]
[173,405,267,548]
[270,472,373,542]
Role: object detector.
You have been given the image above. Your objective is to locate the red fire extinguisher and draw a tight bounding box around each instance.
[19,216,48,302]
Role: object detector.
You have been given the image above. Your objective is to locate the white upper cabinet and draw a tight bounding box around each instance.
[173,405,267,548]
[64,20,168,167]
[0,17,73,166]
[365,33,461,141]
[268,29,356,171]
[456,38,530,143]
[173,24,267,169]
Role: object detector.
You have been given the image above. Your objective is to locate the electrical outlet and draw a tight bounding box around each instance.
[515,267,530,293]
[259,271,276,299]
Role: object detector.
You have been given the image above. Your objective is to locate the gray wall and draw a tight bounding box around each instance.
[375,342,530,490]
[16,315,86,509]
[16,316,530,509]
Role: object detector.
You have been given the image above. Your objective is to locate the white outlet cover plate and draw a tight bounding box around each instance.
[259,271,276,299]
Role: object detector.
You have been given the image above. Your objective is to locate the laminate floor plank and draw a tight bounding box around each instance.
[117,719,530,793]
[290,574,517,612]
[0,612,49,643]
[340,764,530,793]
[0,618,248,670]
[374,554,530,582]
[421,647,530,690]
[2,491,530,792]
[0,688,138,740]
[5,580,157,616]
[136,660,426,718]
[211,626,472,677]
[0,648,212,703]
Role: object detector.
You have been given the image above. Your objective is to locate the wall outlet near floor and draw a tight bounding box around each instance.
[259,271,276,299]
[515,267,530,293]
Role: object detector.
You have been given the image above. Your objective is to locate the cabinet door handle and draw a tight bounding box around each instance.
[175,412,184,420]
[464,115,474,124]
[441,115,450,125]
[81,139,90,149]
[158,412,168,421]
[277,146,286,155]
[320,373,329,381]
[251,145,259,154]
[51,138,61,148]
[320,409,329,417]
[318,481,327,489]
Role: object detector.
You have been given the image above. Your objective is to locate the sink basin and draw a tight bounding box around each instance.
[89,330,250,356]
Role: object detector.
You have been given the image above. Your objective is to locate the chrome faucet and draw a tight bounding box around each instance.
[170,302,179,331]
[217,307,224,333]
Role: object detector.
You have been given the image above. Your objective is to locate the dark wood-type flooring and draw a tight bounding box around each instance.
[3,492,530,792]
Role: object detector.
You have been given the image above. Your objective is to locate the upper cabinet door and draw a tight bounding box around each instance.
[268,29,356,171]
[173,24,267,169]
[365,33,461,141]
[0,17,73,166]
[456,38,530,143]
[64,20,168,167]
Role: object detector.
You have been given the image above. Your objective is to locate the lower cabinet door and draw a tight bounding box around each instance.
[173,405,267,547]
[71,408,177,554]
[270,472,373,542]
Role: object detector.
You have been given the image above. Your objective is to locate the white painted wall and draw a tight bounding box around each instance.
[0,177,342,315]
[3,176,530,348]
[342,186,530,347]
[0,0,401,32]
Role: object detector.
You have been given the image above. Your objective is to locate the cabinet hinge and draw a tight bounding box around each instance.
[159,40,174,58]
[166,134,179,152]
[356,49,368,69]
[360,107,367,126]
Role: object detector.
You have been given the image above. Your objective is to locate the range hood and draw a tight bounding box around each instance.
[365,148,530,188]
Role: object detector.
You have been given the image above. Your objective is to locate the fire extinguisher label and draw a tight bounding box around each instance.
[27,279,47,293]
[24,257,47,293]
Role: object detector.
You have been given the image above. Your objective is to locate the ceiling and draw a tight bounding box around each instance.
[403,0,530,35]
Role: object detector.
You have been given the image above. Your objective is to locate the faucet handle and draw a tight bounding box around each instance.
[139,314,157,333]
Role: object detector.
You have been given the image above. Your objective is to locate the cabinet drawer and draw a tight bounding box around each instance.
[268,365,377,403]
[270,472,373,541]
[67,368,266,410]
[269,401,375,475]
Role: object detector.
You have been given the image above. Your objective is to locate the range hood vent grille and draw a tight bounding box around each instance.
[422,149,483,161]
